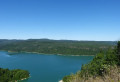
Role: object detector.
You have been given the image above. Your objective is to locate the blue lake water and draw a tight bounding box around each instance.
[0,51,94,82]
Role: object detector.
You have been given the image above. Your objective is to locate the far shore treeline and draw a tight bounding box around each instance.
[0,39,116,55]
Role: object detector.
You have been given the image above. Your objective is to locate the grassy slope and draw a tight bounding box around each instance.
[62,65,120,82]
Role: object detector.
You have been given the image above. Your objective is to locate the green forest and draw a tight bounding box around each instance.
[0,39,116,55]
[0,68,29,82]
[63,41,120,82]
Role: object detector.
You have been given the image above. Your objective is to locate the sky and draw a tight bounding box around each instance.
[0,0,120,41]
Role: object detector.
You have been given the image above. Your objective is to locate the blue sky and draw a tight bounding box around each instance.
[0,0,120,41]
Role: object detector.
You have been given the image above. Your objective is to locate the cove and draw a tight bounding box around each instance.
[0,51,94,82]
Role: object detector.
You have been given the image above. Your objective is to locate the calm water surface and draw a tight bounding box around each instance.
[0,51,94,82]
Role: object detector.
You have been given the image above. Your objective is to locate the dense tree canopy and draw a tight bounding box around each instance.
[0,39,116,55]
[117,41,120,65]
[0,68,29,82]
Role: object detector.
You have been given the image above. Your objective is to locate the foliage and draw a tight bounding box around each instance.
[0,68,29,82]
[63,41,120,82]
[0,39,115,55]
[117,41,120,65]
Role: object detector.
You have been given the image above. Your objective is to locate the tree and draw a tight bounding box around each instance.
[117,41,120,65]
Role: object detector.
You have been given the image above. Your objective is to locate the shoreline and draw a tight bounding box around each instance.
[0,50,95,56]
[59,80,63,82]
[15,78,27,82]
[15,74,31,82]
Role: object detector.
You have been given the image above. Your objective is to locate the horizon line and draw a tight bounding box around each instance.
[0,38,117,41]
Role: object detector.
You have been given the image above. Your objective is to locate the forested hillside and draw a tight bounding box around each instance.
[0,39,116,55]
[0,68,29,82]
[62,41,120,82]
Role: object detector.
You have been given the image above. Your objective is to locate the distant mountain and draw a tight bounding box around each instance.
[0,39,23,46]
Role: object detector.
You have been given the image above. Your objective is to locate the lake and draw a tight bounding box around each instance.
[0,51,94,82]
